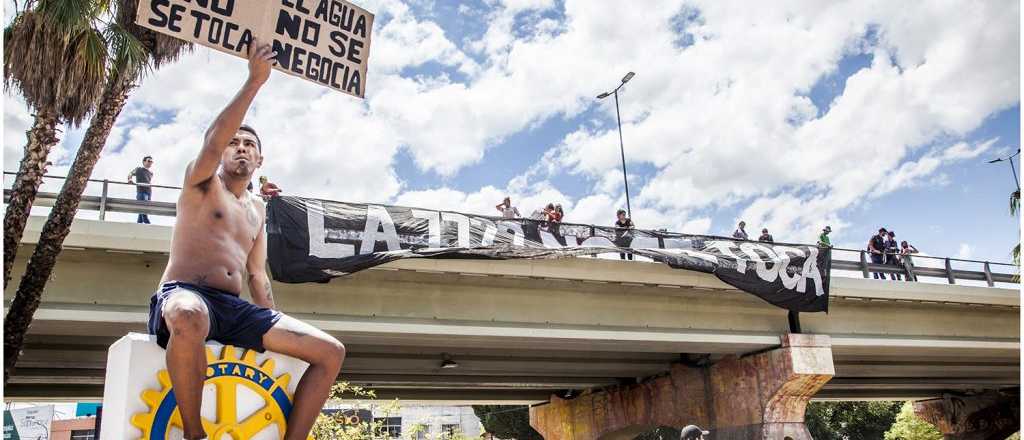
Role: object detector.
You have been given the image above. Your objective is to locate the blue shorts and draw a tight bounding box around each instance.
[148,281,282,352]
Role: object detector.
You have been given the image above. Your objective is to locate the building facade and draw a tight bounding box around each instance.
[50,417,97,440]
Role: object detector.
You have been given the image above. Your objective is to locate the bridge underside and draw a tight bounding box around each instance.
[5,219,1020,404]
[6,322,1019,403]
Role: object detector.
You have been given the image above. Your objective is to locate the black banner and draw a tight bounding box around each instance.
[266,196,830,312]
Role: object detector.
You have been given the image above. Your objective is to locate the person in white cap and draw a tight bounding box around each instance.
[680,425,709,440]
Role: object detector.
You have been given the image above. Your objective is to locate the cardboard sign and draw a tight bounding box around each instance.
[137,0,374,98]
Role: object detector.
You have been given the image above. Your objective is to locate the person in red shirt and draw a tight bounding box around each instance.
[550,204,564,222]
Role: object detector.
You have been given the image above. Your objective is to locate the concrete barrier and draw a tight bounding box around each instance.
[99,333,309,439]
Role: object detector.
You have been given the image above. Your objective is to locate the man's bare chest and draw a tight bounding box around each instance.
[181,191,262,244]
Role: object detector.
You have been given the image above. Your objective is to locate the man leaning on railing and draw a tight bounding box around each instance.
[127,155,154,224]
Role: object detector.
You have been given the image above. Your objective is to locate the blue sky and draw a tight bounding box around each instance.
[4,0,1020,265]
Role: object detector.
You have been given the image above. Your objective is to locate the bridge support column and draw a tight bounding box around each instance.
[913,390,1020,440]
[529,334,833,440]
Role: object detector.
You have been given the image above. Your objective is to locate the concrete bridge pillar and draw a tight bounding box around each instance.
[913,390,1020,440]
[529,334,834,440]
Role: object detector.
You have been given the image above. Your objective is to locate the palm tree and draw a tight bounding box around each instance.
[3,0,109,289]
[3,0,190,384]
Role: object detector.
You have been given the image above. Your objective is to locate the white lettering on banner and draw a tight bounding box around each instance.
[539,230,562,248]
[360,205,400,254]
[579,236,616,247]
[706,241,746,274]
[739,242,780,282]
[471,218,497,246]
[773,246,803,290]
[306,199,355,258]
[411,209,440,248]
[799,247,825,295]
[440,212,471,247]
[498,221,525,247]
[629,236,659,249]
[678,249,720,265]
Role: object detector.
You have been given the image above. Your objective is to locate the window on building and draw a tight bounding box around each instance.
[374,417,402,438]
[441,423,461,438]
[70,429,96,440]
[412,423,431,440]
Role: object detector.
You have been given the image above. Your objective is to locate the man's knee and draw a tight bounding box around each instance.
[162,298,209,338]
[316,336,346,371]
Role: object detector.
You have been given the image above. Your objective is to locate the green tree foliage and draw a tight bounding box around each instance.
[313,384,486,440]
[472,406,542,440]
[883,401,942,440]
[312,383,400,440]
[805,401,902,440]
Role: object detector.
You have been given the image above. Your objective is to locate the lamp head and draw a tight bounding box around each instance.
[596,92,611,99]
[621,71,635,83]
[440,353,459,369]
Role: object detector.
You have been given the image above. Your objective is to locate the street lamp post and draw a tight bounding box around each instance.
[987,149,1021,192]
[597,71,636,219]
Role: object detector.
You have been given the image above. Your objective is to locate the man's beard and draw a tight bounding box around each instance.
[222,162,254,181]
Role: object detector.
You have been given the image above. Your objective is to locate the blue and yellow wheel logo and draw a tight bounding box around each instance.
[131,346,310,439]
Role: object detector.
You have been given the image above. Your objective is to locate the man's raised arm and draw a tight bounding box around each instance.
[185,39,276,186]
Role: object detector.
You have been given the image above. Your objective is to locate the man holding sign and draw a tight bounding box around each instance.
[147,39,345,440]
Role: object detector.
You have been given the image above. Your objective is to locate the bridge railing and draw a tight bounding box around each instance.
[4,171,1019,286]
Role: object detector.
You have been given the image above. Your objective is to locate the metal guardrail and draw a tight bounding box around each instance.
[4,171,1019,286]
[829,253,1018,286]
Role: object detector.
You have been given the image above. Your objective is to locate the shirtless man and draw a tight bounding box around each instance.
[147,39,345,440]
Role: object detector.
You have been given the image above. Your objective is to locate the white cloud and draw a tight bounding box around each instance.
[941,139,997,161]
[956,243,973,259]
[2,0,1017,248]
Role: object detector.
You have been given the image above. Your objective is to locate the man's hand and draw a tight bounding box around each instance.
[260,180,282,198]
[247,38,277,86]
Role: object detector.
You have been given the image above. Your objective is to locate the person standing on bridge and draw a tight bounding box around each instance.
[868,227,888,279]
[758,228,774,243]
[614,209,634,260]
[900,240,919,281]
[885,230,902,281]
[127,155,154,224]
[495,196,520,219]
[818,225,832,248]
[732,221,748,240]
[146,39,345,440]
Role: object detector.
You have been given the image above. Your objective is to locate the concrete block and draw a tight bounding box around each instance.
[99,333,308,440]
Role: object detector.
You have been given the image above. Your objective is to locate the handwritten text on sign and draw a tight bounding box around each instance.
[138,0,374,98]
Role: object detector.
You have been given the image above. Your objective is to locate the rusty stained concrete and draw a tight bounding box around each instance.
[914,390,1020,440]
[529,334,834,440]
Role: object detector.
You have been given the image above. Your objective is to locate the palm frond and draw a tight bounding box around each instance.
[4,21,19,87]
[57,25,108,125]
[35,0,101,35]
[103,21,149,79]
[114,0,192,67]
[5,7,108,125]
[4,11,67,110]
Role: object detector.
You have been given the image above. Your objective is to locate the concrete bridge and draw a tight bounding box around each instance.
[5,203,1020,438]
